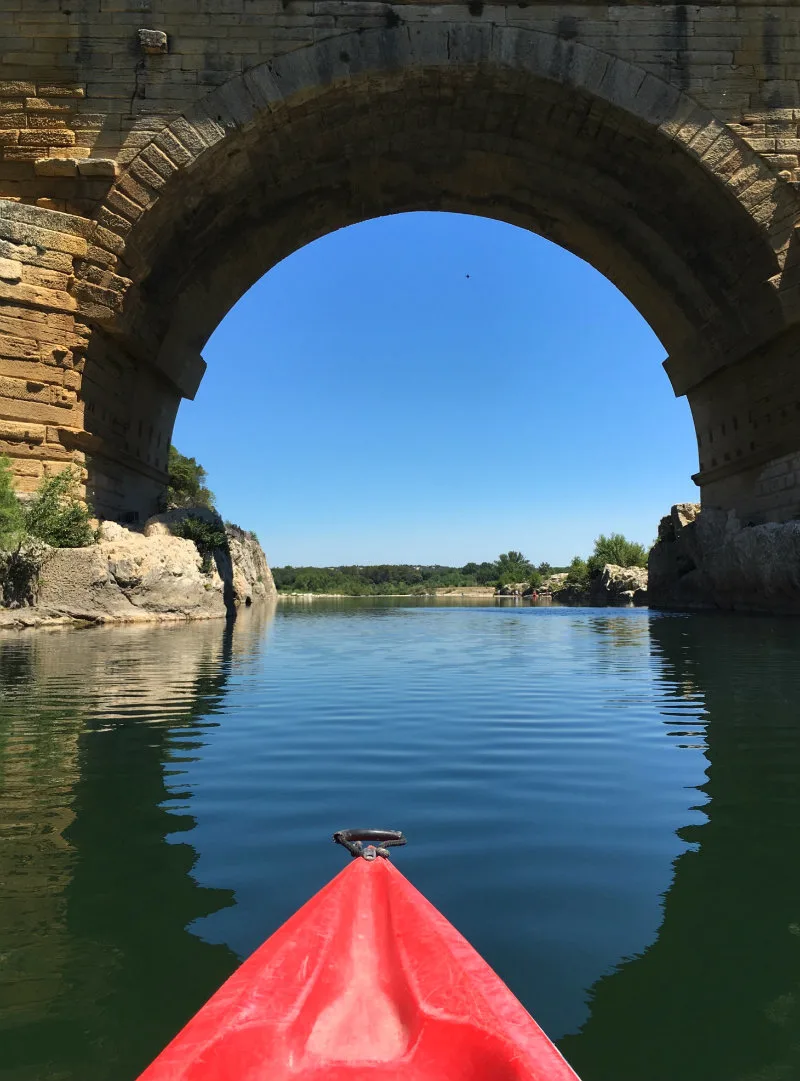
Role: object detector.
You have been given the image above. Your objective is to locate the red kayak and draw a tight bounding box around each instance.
[137,830,581,1080]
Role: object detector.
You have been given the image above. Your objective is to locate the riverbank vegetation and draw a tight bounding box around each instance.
[174,515,229,573]
[276,536,649,598]
[274,553,568,596]
[0,458,94,550]
[0,458,96,605]
[561,533,649,591]
[167,446,216,510]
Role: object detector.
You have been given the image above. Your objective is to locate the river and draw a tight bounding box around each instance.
[1,599,799,1081]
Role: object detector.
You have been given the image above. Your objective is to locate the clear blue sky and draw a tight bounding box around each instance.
[173,212,698,568]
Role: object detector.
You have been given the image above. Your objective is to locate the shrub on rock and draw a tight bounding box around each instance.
[0,456,23,548]
[24,467,95,549]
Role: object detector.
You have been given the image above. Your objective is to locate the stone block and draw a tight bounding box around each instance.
[0,373,51,403]
[24,97,73,112]
[71,278,125,314]
[96,207,132,238]
[127,156,165,190]
[0,81,35,97]
[78,262,131,297]
[0,200,94,238]
[0,257,22,282]
[10,457,42,477]
[0,217,86,257]
[18,130,76,146]
[138,28,169,54]
[153,129,194,168]
[78,246,117,273]
[0,332,39,362]
[2,147,42,161]
[37,84,86,98]
[0,419,45,444]
[27,116,68,130]
[21,264,71,290]
[138,143,176,181]
[91,225,125,256]
[45,146,91,159]
[77,158,118,177]
[0,278,78,313]
[0,357,61,383]
[34,156,79,176]
[104,188,144,222]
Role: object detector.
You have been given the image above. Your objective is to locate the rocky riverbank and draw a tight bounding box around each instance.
[555,564,649,607]
[0,510,276,630]
[649,503,800,614]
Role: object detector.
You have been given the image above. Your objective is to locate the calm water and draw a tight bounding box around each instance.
[1,600,799,1081]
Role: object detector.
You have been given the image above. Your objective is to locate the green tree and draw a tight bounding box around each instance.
[470,561,498,585]
[0,456,23,548]
[167,446,216,509]
[537,561,552,577]
[587,532,648,577]
[565,555,589,587]
[175,515,228,573]
[495,550,533,586]
[24,467,94,548]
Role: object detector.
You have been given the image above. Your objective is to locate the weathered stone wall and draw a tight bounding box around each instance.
[3,4,800,187]
[2,2,800,524]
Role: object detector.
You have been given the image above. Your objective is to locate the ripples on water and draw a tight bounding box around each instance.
[1,601,800,1081]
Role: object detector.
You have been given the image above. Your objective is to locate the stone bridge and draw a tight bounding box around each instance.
[2,1,800,523]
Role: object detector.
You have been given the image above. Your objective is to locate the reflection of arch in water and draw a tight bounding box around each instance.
[560,612,800,1081]
[0,604,275,1081]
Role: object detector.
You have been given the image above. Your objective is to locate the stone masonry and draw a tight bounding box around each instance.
[3,2,800,522]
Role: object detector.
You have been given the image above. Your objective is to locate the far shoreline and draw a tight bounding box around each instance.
[277,590,532,600]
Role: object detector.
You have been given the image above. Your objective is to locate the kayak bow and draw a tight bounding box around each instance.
[137,829,581,1080]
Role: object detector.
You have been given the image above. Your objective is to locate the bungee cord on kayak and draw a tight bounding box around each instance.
[333,828,407,860]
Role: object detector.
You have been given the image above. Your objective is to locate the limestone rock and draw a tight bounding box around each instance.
[37,529,223,620]
[25,515,276,624]
[225,523,277,605]
[650,504,800,614]
[596,563,648,601]
[143,506,219,537]
[557,564,648,607]
[497,581,529,596]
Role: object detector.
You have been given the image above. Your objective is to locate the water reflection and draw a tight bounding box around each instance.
[3,603,800,1081]
[562,612,800,1081]
[0,605,275,1081]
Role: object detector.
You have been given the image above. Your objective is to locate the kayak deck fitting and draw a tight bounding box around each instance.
[137,829,581,1080]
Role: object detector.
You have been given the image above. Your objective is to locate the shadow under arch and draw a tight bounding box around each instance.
[560,611,800,1081]
[75,24,800,518]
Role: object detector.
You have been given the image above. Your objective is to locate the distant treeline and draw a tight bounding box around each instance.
[274,554,569,595]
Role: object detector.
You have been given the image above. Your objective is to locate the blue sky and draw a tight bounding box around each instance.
[173,212,698,568]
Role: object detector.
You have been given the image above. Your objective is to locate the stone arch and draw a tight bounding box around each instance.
[70,23,800,519]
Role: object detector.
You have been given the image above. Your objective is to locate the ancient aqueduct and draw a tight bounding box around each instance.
[1,1,800,523]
